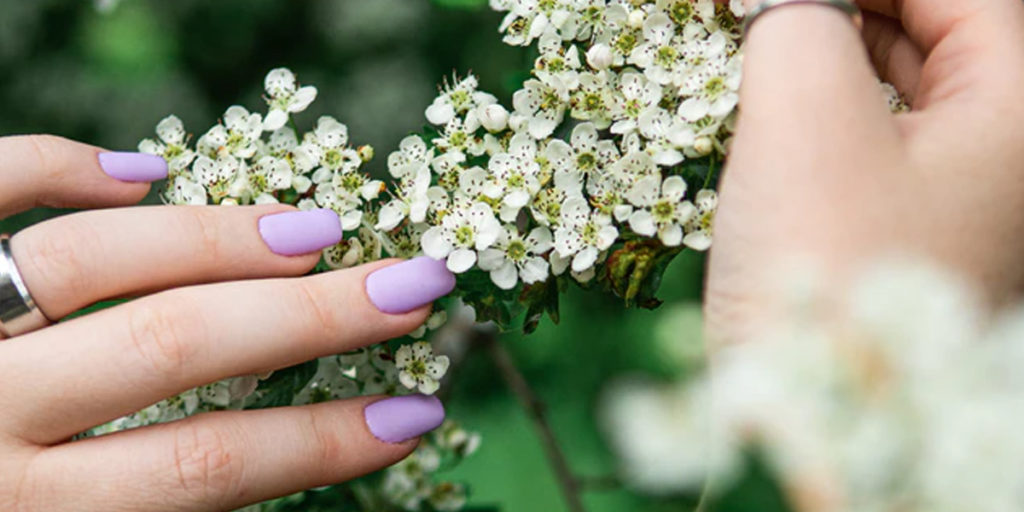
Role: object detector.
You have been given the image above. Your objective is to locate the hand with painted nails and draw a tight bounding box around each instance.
[0,135,455,511]
[706,0,1024,343]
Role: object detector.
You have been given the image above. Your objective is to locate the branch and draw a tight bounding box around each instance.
[481,330,586,512]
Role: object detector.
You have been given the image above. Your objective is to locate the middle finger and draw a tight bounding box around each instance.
[0,257,456,445]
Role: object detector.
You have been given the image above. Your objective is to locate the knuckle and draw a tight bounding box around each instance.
[303,408,345,475]
[183,207,225,264]
[126,301,201,380]
[22,135,70,182]
[15,217,99,308]
[293,279,340,341]
[170,421,244,503]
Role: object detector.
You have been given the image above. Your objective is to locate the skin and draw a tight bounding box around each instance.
[707,0,1024,344]
[0,136,431,511]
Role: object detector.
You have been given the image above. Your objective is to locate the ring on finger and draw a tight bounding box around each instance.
[0,234,51,338]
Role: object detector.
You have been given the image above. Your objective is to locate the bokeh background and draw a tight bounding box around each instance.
[0,1,776,510]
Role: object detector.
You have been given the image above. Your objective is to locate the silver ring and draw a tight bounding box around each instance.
[0,234,50,338]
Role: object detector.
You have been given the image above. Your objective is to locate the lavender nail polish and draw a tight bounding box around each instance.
[365,257,456,314]
[259,209,343,256]
[365,394,445,444]
[98,152,168,182]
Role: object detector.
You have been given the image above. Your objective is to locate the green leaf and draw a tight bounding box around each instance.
[520,276,560,334]
[247,360,319,409]
[601,239,682,309]
[454,269,524,330]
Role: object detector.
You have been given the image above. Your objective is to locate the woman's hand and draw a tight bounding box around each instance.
[0,136,454,511]
[706,0,1024,342]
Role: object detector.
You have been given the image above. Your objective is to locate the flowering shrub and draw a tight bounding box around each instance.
[98,1,908,510]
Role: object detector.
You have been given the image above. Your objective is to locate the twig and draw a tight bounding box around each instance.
[481,331,586,512]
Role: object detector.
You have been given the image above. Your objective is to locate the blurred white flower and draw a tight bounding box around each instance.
[395,342,450,395]
[263,68,318,131]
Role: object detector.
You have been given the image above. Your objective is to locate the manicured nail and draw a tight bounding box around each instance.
[258,209,343,256]
[366,257,456,314]
[98,152,168,182]
[365,394,446,444]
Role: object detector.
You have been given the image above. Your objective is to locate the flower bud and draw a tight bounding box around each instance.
[628,10,646,29]
[586,43,614,70]
[694,136,714,156]
[478,104,509,132]
[358,144,375,162]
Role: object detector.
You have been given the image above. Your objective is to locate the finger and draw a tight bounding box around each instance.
[0,257,454,444]
[0,135,167,218]
[856,0,1024,54]
[737,1,901,151]
[21,396,445,512]
[856,0,1024,107]
[10,205,341,320]
[861,13,924,104]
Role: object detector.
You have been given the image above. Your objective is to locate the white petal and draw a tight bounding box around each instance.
[447,249,477,273]
[426,102,456,126]
[490,261,519,290]
[659,224,683,247]
[527,227,553,253]
[662,176,687,202]
[629,210,657,236]
[289,86,318,113]
[477,248,506,271]
[399,371,419,390]
[421,227,452,259]
[572,248,598,273]
[418,378,441,395]
[520,257,550,284]
[683,231,713,251]
[263,109,288,131]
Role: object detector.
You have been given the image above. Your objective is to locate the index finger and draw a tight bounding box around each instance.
[738,0,898,139]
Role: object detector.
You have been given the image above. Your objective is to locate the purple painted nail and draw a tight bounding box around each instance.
[258,209,343,256]
[98,152,168,182]
[365,257,456,314]
[365,394,446,444]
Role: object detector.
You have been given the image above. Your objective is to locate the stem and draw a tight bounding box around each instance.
[482,332,586,512]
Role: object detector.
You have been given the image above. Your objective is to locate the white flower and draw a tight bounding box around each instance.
[638,107,696,166]
[678,51,741,122]
[433,117,483,158]
[530,169,584,227]
[512,72,569,139]
[263,68,318,131]
[235,155,293,204]
[488,133,543,220]
[165,175,207,205]
[570,71,614,128]
[298,116,361,175]
[546,122,618,177]
[395,342,450,395]
[611,71,663,135]
[535,32,582,89]
[139,115,195,173]
[425,74,498,126]
[497,0,553,46]
[478,226,554,289]
[388,135,433,179]
[630,13,685,85]
[324,227,383,269]
[683,189,717,251]
[421,201,503,273]
[197,106,262,159]
[376,166,433,231]
[628,175,696,247]
[192,154,240,203]
[554,196,618,272]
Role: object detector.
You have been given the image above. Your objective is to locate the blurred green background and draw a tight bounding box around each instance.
[0,1,736,510]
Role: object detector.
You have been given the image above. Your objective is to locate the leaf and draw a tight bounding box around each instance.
[601,239,682,309]
[520,276,561,334]
[247,359,319,409]
[454,269,525,330]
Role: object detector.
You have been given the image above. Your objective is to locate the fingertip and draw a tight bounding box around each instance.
[363,394,446,445]
[97,152,168,183]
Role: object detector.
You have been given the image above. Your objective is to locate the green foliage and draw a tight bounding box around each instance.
[248,360,319,409]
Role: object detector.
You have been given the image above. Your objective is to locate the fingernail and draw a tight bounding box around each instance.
[258,209,343,256]
[365,394,446,444]
[366,257,456,314]
[98,152,168,182]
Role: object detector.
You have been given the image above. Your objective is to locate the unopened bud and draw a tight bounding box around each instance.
[586,43,614,70]
[358,144,375,162]
[478,104,509,132]
[694,136,714,156]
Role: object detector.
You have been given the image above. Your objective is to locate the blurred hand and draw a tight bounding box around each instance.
[706,0,1024,342]
[0,136,451,511]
